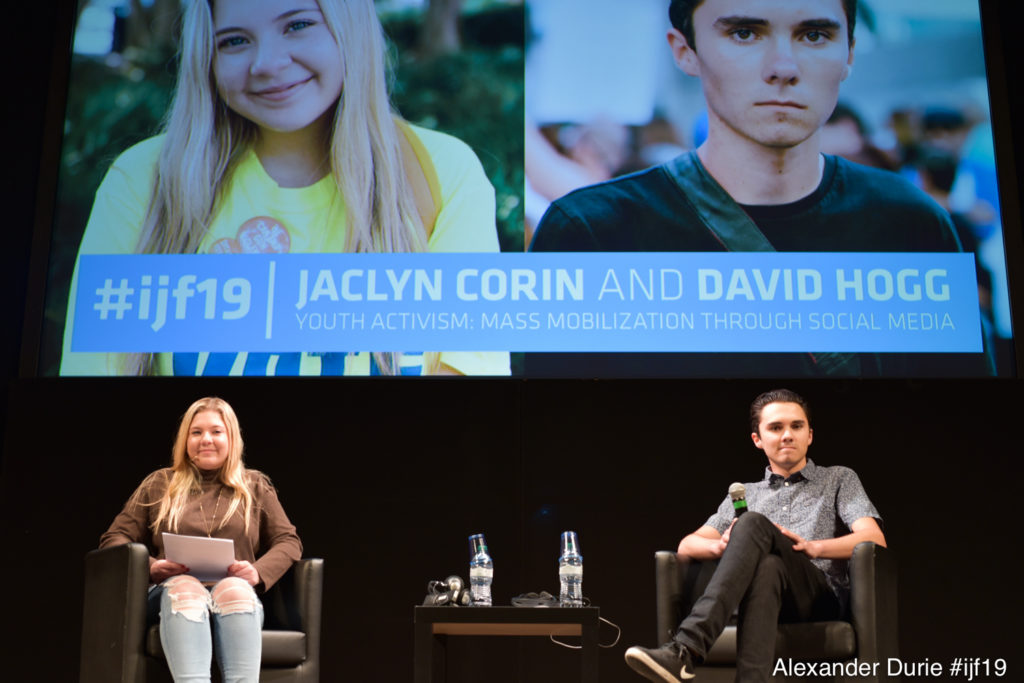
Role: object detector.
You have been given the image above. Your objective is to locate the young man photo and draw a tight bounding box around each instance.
[624,388,886,682]
[527,0,989,377]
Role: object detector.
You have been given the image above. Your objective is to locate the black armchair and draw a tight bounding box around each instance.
[654,542,897,683]
[80,543,323,683]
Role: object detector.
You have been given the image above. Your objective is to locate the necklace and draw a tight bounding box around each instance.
[198,488,223,537]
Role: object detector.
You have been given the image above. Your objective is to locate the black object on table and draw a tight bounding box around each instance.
[414,605,600,682]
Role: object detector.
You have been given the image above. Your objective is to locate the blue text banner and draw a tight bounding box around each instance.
[71,252,983,353]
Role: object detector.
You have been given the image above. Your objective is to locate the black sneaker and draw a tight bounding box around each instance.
[624,642,696,681]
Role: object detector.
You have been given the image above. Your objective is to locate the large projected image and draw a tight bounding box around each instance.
[525,0,1014,377]
[39,1,1016,378]
[44,0,524,376]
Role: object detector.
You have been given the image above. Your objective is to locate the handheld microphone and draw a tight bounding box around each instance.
[728,482,748,517]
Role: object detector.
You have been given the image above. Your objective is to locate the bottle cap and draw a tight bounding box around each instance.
[560,530,580,555]
[469,533,488,555]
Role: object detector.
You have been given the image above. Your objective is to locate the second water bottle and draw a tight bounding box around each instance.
[558,531,583,606]
[468,533,493,606]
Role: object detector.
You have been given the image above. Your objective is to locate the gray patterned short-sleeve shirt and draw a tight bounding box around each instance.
[704,458,881,598]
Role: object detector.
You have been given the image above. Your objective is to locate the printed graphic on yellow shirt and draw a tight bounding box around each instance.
[209,216,292,254]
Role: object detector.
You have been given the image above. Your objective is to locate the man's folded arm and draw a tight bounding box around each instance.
[677,524,729,561]
[781,516,886,560]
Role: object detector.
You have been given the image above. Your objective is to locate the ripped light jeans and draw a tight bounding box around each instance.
[147,575,264,683]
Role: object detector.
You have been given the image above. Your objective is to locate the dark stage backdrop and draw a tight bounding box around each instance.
[1,378,1021,681]
[3,2,1024,681]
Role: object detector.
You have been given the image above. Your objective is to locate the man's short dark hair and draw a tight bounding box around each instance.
[669,0,857,52]
[749,389,811,433]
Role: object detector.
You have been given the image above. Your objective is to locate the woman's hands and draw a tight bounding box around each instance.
[228,560,260,586]
[150,559,188,583]
[151,558,259,586]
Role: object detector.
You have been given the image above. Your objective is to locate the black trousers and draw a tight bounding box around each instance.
[672,512,841,682]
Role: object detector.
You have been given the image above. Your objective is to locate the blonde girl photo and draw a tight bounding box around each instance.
[59,0,515,376]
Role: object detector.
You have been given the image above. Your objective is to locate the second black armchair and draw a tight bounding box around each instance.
[653,542,898,683]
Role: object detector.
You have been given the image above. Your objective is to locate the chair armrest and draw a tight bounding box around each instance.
[263,558,324,667]
[655,551,682,643]
[292,558,323,666]
[655,551,719,644]
[849,542,898,664]
[80,543,151,683]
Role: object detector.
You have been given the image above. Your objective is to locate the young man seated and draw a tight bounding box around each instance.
[625,388,885,682]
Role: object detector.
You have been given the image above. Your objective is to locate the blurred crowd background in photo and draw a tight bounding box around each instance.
[524,0,1013,375]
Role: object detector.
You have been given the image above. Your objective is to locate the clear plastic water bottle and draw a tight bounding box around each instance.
[559,531,584,607]
[468,533,493,606]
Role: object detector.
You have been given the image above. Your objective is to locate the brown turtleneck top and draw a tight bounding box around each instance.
[100,467,302,591]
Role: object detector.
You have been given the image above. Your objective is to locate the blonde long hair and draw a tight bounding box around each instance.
[126,0,427,375]
[147,397,255,535]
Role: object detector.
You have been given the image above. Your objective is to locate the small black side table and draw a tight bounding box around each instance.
[414,605,600,682]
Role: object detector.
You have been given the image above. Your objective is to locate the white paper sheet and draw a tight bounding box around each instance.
[162,532,235,582]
